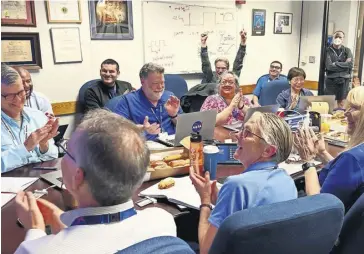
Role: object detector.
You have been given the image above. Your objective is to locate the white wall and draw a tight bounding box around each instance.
[299,0,360,82]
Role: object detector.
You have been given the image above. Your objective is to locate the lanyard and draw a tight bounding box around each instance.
[70,208,137,226]
[1,117,23,146]
[25,97,40,111]
[330,47,343,59]
[151,105,164,133]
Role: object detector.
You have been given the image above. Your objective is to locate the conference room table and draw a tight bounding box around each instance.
[1,127,344,254]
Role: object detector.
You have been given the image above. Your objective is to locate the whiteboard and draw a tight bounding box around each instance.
[142,1,238,74]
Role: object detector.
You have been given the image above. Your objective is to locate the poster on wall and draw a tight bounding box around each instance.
[1,32,42,69]
[89,0,134,40]
[1,0,36,27]
[274,12,293,34]
[252,9,266,36]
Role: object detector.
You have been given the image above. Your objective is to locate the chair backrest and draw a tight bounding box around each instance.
[209,194,344,254]
[104,95,123,112]
[115,236,195,254]
[164,74,188,99]
[259,79,290,106]
[332,193,364,254]
[76,79,100,113]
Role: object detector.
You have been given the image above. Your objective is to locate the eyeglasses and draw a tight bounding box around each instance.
[230,127,267,143]
[57,142,76,162]
[291,77,305,83]
[270,65,281,70]
[221,80,236,85]
[1,90,26,101]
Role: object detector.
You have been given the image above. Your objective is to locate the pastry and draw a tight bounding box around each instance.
[154,164,173,170]
[158,177,175,189]
[169,159,191,167]
[150,160,167,168]
[163,154,183,162]
[147,167,155,172]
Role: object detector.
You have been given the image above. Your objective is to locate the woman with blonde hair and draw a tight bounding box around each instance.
[294,86,364,211]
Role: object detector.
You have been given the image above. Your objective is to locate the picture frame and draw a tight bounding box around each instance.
[274,12,293,34]
[88,0,134,40]
[252,9,266,36]
[1,0,36,27]
[1,32,42,69]
[50,27,83,64]
[46,0,82,23]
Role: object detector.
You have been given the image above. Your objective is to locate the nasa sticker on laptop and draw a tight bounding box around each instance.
[192,121,202,133]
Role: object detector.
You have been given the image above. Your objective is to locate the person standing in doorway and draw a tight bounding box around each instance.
[325,31,353,108]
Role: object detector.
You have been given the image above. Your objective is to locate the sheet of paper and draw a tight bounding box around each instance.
[279,155,321,175]
[1,193,16,207]
[1,177,38,193]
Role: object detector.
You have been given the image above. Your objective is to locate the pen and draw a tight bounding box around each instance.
[33,166,58,170]
[1,191,17,194]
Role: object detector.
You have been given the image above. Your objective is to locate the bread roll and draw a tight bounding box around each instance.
[163,154,183,162]
[158,177,175,189]
[150,160,167,168]
[154,164,173,170]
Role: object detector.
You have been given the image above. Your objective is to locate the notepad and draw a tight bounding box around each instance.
[139,176,221,210]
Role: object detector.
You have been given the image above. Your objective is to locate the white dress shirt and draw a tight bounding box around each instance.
[25,91,53,114]
[15,200,176,254]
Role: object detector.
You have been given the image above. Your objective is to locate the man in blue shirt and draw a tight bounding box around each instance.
[252,61,287,106]
[114,63,183,141]
[1,64,59,173]
[190,112,297,253]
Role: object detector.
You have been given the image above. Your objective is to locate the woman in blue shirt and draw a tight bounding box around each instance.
[295,86,364,211]
[276,67,313,110]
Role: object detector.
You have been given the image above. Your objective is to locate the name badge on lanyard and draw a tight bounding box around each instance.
[70,208,137,226]
[1,117,24,146]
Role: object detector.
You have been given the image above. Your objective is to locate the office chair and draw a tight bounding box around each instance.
[331,193,364,254]
[76,79,100,114]
[259,79,290,106]
[104,95,123,112]
[164,74,188,99]
[209,194,344,254]
[115,236,194,254]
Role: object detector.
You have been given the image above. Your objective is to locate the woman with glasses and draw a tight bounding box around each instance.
[190,112,297,253]
[294,86,364,211]
[200,71,251,126]
[276,67,313,110]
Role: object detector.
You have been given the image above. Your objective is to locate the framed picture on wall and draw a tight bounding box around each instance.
[1,32,42,69]
[88,0,134,40]
[274,12,293,34]
[252,9,266,36]
[50,28,83,64]
[1,0,36,27]
[46,0,82,23]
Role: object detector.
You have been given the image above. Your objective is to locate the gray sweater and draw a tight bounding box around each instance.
[325,45,353,79]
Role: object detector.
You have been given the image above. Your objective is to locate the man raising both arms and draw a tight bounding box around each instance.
[200,30,247,84]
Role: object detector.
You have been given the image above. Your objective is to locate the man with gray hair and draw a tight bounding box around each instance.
[14,109,176,253]
[190,112,297,253]
[114,62,183,141]
[1,64,58,172]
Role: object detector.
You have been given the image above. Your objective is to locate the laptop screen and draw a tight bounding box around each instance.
[54,125,68,143]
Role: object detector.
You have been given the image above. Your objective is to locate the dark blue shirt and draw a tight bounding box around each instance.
[276,88,314,110]
[253,74,287,97]
[209,161,297,228]
[319,143,364,211]
[114,89,183,141]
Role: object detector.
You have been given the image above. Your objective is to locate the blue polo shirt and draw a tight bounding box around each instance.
[114,89,183,141]
[253,74,287,97]
[209,161,297,228]
[319,143,364,211]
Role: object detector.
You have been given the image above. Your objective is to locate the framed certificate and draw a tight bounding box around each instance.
[50,28,83,64]
[1,32,42,69]
[1,0,36,27]
[274,12,293,34]
[46,0,82,23]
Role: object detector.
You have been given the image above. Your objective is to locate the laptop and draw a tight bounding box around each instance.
[157,110,217,147]
[223,104,280,132]
[298,95,335,114]
[40,170,64,189]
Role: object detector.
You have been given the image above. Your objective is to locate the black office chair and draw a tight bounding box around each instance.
[209,194,344,254]
[331,193,364,254]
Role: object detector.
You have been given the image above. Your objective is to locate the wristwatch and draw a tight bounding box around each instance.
[302,162,316,172]
[200,204,213,210]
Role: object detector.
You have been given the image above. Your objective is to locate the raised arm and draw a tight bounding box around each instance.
[200,33,214,83]
[232,30,247,78]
